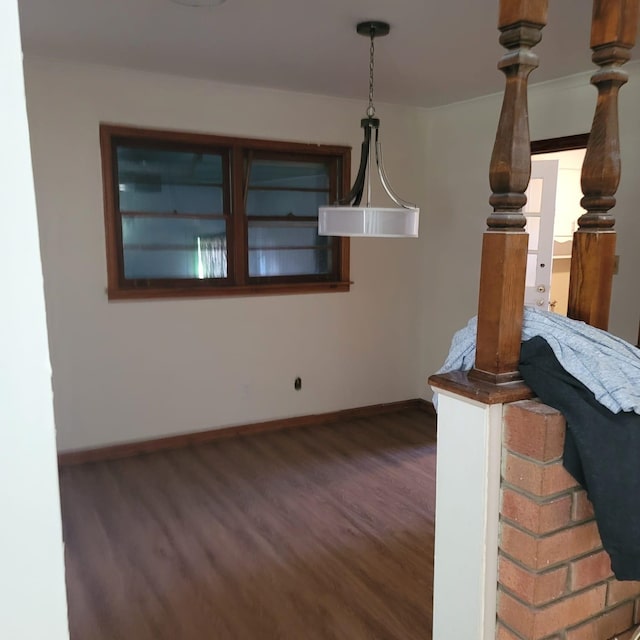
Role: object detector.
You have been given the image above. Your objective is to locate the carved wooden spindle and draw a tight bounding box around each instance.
[470,0,548,384]
[567,0,639,330]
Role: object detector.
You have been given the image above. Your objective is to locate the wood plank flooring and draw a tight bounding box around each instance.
[59,408,436,640]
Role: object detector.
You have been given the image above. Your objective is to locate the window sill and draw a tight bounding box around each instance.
[107,280,351,301]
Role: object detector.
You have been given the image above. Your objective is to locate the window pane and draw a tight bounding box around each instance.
[246,190,329,217]
[249,249,332,277]
[117,147,224,214]
[121,215,227,279]
[248,223,332,276]
[249,159,329,189]
[247,158,330,217]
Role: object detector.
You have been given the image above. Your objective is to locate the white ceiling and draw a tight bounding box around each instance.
[16,0,635,109]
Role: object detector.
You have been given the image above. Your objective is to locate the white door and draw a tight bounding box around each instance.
[523,159,559,309]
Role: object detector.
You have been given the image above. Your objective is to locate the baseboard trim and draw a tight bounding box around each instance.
[58,398,435,467]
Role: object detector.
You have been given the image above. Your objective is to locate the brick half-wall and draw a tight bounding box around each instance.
[497,399,640,640]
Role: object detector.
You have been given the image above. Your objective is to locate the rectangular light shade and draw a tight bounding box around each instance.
[318,206,419,238]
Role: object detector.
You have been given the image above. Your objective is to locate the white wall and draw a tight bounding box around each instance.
[420,63,640,393]
[0,2,69,637]
[24,57,430,451]
[26,55,640,447]
[611,64,640,343]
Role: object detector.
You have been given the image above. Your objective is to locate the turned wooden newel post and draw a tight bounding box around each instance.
[568,0,639,330]
[471,0,548,384]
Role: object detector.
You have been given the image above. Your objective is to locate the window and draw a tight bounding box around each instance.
[100,125,351,299]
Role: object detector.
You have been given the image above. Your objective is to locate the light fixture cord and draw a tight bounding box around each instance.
[367,29,375,117]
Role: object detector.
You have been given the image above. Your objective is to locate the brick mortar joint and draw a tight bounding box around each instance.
[499,515,598,541]
[498,545,607,575]
[500,513,594,537]
[498,578,613,610]
[503,445,564,466]
[499,550,571,577]
[503,448,569,468]
[501,481,579,506]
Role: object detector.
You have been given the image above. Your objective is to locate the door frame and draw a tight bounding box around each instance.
[530,133,590,313]
[532,133,589,155]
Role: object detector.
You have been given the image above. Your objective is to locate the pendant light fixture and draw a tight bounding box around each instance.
[318,21,419,238]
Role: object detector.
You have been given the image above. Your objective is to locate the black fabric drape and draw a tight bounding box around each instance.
[519,336,640,581]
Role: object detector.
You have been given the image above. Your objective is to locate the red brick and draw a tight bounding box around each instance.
[572,490,596,522]
[501,522,538,568]
[609,630,639,640]
[570,551,613,591]
[608,629,636,640]
[499,555,567,605]
[498,590,535,639]
[537,523,603,569]
[496,622,524,639]
[501,521,603,571]
[566,602,634,640]
[607,580,640,606]
[499,585,606,639]
[504,401,566,462]
[502,489,572,534]
[504,452,578,497]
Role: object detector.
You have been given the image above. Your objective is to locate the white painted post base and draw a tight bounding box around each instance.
[431,391,503,640]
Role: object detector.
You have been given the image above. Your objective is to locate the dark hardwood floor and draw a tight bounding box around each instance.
[59,408,436,640]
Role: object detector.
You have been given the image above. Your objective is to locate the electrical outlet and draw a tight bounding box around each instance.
[294,377,302,391]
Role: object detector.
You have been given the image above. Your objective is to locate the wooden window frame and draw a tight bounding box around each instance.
[100,124,351,300]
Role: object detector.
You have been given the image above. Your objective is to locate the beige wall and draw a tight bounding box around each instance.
[24,57,430,452]
[550,259,571,316]
[420,63,640,395]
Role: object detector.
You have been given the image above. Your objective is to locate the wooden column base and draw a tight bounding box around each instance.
[567,230,616,330]
[473,230,528,383]
[429,371,534,406]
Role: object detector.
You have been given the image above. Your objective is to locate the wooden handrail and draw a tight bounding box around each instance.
[567,0,639,330]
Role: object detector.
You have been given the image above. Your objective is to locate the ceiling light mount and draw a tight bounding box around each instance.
[356,21,391,38]
[169,0,226,7]
[318,20,419,238]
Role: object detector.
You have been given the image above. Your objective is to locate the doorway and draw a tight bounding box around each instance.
[526,134,589,315]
